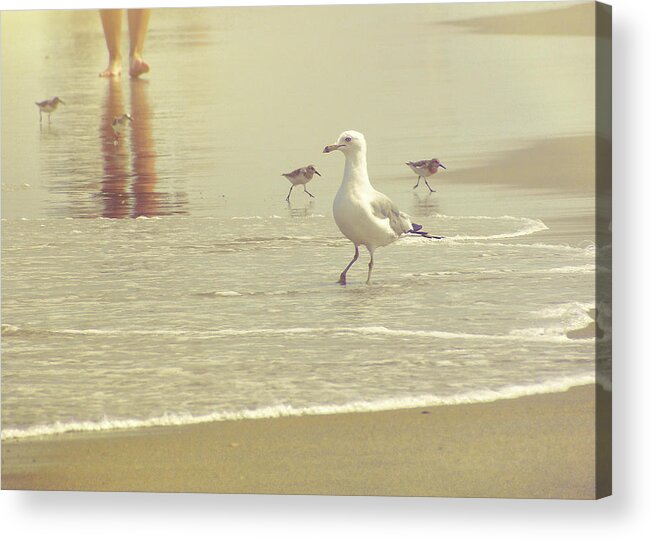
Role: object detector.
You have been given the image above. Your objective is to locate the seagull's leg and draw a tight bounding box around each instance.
[366,249,375,285]
[303,185,315,198]
[425,179,436,193]
[338,245,359,285]
[413,176,421,189]
[285,185,294,202]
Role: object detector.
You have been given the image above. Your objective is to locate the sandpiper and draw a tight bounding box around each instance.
[406,159,447,192]
[324,131,443,285]
[282,165,321,202]
[111,113,133,143]
[35,97,65,123]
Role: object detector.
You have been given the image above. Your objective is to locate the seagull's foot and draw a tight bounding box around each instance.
[129,55,150,78]
[100,58,122,78]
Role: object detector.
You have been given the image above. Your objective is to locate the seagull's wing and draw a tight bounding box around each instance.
[370,191,412,237]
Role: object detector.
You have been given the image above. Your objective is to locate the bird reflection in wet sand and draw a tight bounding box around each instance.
[286,199,316,218]
[411,191,441,218]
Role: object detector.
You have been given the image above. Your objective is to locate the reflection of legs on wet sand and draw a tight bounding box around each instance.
[100,79,130,218]
[130,80,159,217]
[99,9,150,78]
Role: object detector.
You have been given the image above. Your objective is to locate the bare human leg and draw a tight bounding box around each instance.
[99,9,123,77]
[128,9,151,78]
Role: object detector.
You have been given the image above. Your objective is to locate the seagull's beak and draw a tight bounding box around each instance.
[323,144,343,153]
[314,169,322,176]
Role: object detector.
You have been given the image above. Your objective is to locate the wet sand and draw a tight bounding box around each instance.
[1,384,607,499]
[447,135,597,192]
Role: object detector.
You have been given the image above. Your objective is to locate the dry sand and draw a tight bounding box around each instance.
[2,384,609,499]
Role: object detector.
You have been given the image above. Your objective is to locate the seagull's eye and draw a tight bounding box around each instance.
[344,137,352,143]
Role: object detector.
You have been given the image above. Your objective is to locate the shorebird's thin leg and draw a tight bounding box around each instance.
[413,176,421,189]
[424,179,436,193]
[48,113,51,124]
[338,245,359,285]
[366,250,375,285]
[303,185,315,198]
[39,110,42,123]
[285,185,294,202]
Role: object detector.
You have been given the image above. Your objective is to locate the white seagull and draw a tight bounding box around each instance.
[406,158,446,192]
[282,165,321,202]
[324,130,442,285]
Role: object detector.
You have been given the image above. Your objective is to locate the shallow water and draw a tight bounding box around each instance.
[1,5,602,438]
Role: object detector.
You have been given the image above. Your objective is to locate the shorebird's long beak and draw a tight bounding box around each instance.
[323,144,343,153]
[314,169,322,176]
[59,99,66,105]
[439,163,447,169]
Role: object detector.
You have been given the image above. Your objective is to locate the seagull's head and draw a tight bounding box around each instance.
[323,130,366,155]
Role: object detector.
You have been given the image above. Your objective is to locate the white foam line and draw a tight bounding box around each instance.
[404,264,595,279]
[1,375,597,441]
[36,325,585,344]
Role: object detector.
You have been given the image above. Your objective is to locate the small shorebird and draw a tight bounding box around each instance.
[282,165,321,202]
[324,131,443,285]
[35,97,65,123]
[111,113,133,143]
[406,159,446,192]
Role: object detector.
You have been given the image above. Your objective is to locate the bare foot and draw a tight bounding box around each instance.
[129,56,150,78]
[100,58,122,77]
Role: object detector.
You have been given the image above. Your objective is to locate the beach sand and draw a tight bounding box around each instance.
[1,384,609,499]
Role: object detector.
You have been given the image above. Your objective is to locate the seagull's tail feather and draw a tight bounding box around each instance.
[408,223,444,240]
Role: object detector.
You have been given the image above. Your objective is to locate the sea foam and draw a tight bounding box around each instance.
[1,374,596,441]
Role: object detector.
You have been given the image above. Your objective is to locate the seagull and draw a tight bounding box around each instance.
[282,165,321,202]
[406,159,446,192]
[324,130,442,285]
[111,113,132,143]
[35,97,65,123]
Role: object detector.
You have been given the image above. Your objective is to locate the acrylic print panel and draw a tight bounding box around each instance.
[1,1,611,499]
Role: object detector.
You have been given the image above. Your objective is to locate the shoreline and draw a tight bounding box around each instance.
[1,376,597,442]
[2,384,608,498]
